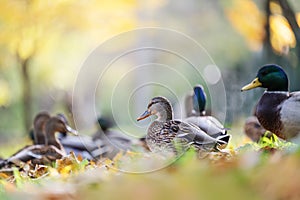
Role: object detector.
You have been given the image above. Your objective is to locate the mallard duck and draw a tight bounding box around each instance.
[137,96,230,153]
[241,64,300,140]
[185,85,206,117]
[33,111,51,144]
[3,112,52,166]
[244,116,266,142]
[184,85,229,139]
[92,117,137,159]
[56,114,108,160]
[1,116,78,167]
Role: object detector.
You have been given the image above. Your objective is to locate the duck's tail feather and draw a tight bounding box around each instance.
[216,134,231,147]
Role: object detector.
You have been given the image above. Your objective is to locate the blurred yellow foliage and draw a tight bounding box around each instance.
[270,1,282,15]
[270,14,296,55]
[225,0,299,55]
[225,0,265,51]
[297,13,300,28]
[0,0,138,58]
[0,79,11,107]
[0,0,140,91]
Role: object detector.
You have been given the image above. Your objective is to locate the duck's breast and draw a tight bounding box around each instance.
[256,92,288,136]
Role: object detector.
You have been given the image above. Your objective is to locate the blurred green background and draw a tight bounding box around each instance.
[0,0,300,146]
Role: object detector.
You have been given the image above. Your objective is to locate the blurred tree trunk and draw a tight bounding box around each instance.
[262,0,300,91]
[263,0,273,58]
[278,0,300,91]
[18,55,32,132]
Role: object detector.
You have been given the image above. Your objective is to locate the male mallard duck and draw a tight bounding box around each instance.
[1,116,77,167]
[185,85,206,117]
[241,64,300,140]
[137,96,230,153]
[184,85,229,139]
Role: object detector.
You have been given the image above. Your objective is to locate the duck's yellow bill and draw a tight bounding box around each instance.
[137,110,151,121]
[241,78,262,91]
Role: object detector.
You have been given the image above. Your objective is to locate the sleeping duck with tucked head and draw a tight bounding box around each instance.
[241,64,300,140]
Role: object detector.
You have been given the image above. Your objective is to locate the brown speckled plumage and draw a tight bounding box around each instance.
[138,96,230,154]
[147,120,193,153]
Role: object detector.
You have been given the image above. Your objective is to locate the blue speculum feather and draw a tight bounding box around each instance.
[193,86,206,113]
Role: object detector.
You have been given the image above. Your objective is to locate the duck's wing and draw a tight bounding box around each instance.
[62,146,95,160]
[280,92,300,138]
[33,145,65,164]
[104,130,134,148]
[145,120,193,153]
[184,116,227,138]
[178,121,223,145]
[4,145,44,164]
[59,135,101,151]
[146,120,230,153]
[175,120,230,151]
[185,122,230,151]
[92,130,135,159]
[0,145,66,168]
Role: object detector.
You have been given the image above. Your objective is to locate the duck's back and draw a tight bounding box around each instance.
[185,116,225,138]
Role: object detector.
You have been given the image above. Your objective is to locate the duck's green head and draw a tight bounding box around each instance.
[241,64,288,92]
[193,85,206,114]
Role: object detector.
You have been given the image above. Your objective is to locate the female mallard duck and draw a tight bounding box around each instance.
[241,64,300,140]
[184,85,229,139]
[244,116,266,142]
[137,96,230,153]
[33,111,51,144]
[1,116,78,167]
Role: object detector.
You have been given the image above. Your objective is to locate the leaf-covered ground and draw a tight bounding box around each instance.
[0,133,300,200]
